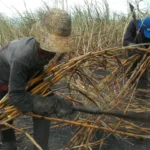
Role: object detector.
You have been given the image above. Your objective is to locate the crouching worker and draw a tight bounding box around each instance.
[0,8,73,150]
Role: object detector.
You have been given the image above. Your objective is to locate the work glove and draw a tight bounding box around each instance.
[128,43,145,56]
[32,95,56,115]
[32,95,73,117]
[54,96,73,118]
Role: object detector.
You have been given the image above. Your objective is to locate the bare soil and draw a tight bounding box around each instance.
[1,113,150,150]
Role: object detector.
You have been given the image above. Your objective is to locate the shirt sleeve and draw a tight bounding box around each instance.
[123,20,137,46]
[8,59,34,112]
[8,38,38,112]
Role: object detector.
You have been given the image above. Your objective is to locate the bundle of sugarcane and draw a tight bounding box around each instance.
[61,47,150,149]
[0,46,150,149]
[0,47,127,123]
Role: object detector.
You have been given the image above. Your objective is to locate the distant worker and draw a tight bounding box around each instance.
[94,17,150,150]
[123,17,150,98]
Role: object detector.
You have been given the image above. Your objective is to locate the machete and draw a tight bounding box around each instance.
[129,2,142,43]
[72,105,150,123]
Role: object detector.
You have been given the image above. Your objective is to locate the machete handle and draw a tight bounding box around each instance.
[72,105,150,123]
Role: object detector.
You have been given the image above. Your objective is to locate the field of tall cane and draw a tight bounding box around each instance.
[0,0,150,149]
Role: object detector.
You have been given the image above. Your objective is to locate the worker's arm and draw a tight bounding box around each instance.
[8,39,73,117]
[123,20,137,46]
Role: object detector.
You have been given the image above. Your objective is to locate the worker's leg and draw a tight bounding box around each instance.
[137,69,148,89]
[1,127,17,150]
[0,92,17,150]
[126,50,138,83]
[127,51,148,98]
[33,117,50,150]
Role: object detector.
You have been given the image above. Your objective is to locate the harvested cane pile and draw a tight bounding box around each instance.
[0,46,150,149]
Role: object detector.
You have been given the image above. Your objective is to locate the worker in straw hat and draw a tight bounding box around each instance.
[123,17,150,99]
[0,8,74,150]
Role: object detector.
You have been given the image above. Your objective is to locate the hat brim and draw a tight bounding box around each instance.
[40,33,73,53]
[144,29,150,38]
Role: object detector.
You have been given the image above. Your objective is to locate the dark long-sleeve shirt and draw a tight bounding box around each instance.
[123,20,150,47]
[0,37,55,111]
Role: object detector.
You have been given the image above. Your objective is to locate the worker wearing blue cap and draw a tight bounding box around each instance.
[123,17,150,98]
[123,17,150,46]
[96,17,150,150]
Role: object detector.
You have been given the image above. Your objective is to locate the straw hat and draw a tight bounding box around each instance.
[30,8,73,53]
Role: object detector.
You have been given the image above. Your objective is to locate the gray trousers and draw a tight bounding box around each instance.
[0,92,50,150]
[33,117,50,150]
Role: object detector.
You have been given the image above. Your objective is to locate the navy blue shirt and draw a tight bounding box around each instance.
[123,20,150,47]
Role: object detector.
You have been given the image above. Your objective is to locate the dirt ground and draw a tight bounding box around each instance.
[0,71,150,150]
[0,113,80,150]
[0,113,150,150]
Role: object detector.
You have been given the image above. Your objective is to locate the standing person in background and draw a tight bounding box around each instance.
[0,8,74,150]
[95,17,150,150]
[123,17,150,98]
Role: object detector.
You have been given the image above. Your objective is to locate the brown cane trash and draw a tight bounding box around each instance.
[0,47,150,149]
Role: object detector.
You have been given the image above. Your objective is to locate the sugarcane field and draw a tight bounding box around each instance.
[0,0,150,150]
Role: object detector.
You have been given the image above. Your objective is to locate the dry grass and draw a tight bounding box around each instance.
[0,0,150,149]
[0,46,150,149]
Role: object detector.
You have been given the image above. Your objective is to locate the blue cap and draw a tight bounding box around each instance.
[137,17,150,38]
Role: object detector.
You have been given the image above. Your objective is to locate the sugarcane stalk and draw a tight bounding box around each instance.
[29,113,150,139]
